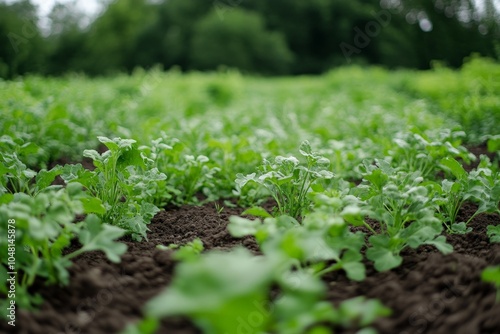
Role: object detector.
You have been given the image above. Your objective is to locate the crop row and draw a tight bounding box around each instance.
[1,58,499,333]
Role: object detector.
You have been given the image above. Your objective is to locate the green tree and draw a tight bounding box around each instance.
[80,0,154,74]
[190,9,293,74]
[45,2,87,75]
[0,0,45,78]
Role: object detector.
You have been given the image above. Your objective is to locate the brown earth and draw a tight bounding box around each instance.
[2,201,499,334]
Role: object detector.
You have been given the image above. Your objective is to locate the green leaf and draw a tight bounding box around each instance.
[338,297,391,327]
[228,216,261,237]
[121,317,159,334]
[342,261,366,281]
[242,206,272,218]
[440,157,467,179]
[97,136,120,151]
[83,149,102,162]
[172,239,204,262]
[481,266,500,286]
[487,136,500,153]
[487,225,500,243]
[366,236,402,271]
[35,166,62,192]
[118,146,145,169]
[450,222,472,234]
[145,248,279,334]
[424,235,454,254]
[77,215,127,263]
[364,169,388,190]
[80,197,106,215]
[299,140,313,156]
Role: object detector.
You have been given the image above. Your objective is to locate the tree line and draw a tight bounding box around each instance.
[0,0,499,78]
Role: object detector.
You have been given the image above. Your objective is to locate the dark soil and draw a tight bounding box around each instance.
[3,201,499,334]
[2,152,500,334]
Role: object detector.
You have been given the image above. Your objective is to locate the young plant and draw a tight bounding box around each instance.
[141,134,220,205]
[63,136,165,241]
[355,159,453,271]
[169,154,220,204]
[0,183,127,313]
[0,135,64,201]
[229,191,367,281]
[137,247,389,334]
[236,140,334,219]
[389,129,473,179]
[429,156,498,233]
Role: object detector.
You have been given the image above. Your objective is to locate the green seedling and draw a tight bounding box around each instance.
[63,136,164,241]
[390,129,473,179]
[356,159,453,271]
[0,184,127,313]
[429,156,499,234]
[236,140,334,219]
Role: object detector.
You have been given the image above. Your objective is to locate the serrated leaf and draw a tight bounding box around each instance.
[36,166,62,192]
[424,235,454,254]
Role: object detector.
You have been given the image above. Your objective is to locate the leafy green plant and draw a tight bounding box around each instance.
[487,225,500,243]
[229,191,367,281]
[139,247,389,334]
[141,134,220,205]
[169,154,220,204]
[63,136,165,240]
[236,140,334,219]
[481,266,500,302]
[355,159,453,271]
[0,135,63,200]
[144,248,281,334]
[389,129,473,179]
[0,183,127,312]
[429,156,499,233]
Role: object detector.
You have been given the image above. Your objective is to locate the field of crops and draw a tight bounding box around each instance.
[1,57,500,334]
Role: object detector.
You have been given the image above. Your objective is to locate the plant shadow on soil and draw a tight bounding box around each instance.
[2,147,500,334]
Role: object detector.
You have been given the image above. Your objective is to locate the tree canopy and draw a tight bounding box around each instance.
[0,0,498,78]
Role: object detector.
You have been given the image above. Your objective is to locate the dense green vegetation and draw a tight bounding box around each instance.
[1,0,499,78]
[1,58,500,332]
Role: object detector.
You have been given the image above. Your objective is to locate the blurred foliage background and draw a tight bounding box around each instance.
[0,0,499,78]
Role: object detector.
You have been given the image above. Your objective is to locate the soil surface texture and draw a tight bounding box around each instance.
[2,201,499,334]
